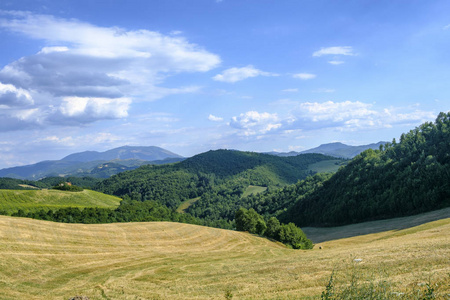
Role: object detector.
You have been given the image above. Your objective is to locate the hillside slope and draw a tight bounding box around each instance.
[281,112,450,227]
[0,215,448,299]
[0,189,122,214]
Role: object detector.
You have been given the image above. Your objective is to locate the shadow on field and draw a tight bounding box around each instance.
[302,207,450,243]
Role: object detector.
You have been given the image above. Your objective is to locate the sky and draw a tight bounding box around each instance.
[0,0,449,168]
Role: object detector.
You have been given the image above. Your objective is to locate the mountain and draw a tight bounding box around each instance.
[62,146,183,162]
[268,142,387,158]
[0,146,184,180]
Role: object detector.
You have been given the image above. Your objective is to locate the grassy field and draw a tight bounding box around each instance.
[176,197,201,213]
[304,207,450,243]
[0,189,122,214]
[0,213,448,299]
[242,185,267,198]
[307,159,346,174]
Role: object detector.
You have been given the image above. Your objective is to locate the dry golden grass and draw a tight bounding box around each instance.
[0,215,448,299]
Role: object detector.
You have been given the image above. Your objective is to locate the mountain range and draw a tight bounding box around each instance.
[0,142,383,180]
[267,141,387,158]
[0,146,184,180]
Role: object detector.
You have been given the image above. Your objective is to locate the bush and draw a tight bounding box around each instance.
[52,182,83,192]
[235,208,313,249]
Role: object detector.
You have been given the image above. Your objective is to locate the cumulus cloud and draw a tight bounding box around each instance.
[287,101,436,132]
[213,65,277,83]
[293,73,316,80]
[208,114,224,122]
[56,97,131,123]
[0,82,33,107]
[328,60,345,65]
[228,101,436,137]
[294,101,377,129]
[313,46,355,57]
[230,111,281,136]
[0,11,220,131]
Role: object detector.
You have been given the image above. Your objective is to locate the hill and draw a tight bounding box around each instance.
[268,141,386,158]
[0,189,122,214]
[280,112,450,227]
[95,150,341,221]
[0,146,184,180]
[0,215,448,299]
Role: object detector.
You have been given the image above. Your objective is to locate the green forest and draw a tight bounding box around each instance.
[281,112,450,226]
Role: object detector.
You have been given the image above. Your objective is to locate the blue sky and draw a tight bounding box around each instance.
[0,0,449,168]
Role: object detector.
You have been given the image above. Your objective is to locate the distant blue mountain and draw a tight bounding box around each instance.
[0,146,184,180]
[268,142,387,159]
[62,146,183,162]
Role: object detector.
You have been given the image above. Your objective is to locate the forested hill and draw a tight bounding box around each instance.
[95,150,339,211]
[180,150,335,182]
[280,112,450,227]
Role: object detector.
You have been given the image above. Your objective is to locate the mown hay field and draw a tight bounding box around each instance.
[0,189,122,213]
[0,215,448,299]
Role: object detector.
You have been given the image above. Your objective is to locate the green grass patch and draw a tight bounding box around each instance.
[242,185,267,198]
[176,197,201,213]
[308,159,346,174]
[0,189,121,214]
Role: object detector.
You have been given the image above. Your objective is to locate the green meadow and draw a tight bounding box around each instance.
[0,189,121,214]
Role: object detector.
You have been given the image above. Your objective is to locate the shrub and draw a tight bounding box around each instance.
[52,182,83,192]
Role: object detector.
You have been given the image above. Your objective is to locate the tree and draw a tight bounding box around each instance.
[235,207,266,235]
[279,222,312,249]
[265,217,281,240]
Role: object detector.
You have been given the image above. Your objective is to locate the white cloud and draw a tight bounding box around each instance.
[38,46,69,54]
[328,60,345,65]
[230,111,281,136]
[227,100,435,136]
[0,11,220,131]
[287,101,436,131]
[297,101,375,122]
[313,46,355,57]
[443,24,450,30]
[213,65,277,83]
[59,96,131,120]
[208,114,224,122]
[0,82,33,106]
[293,73,316,80]
[282,88,299,92]
[169,30,183,35]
